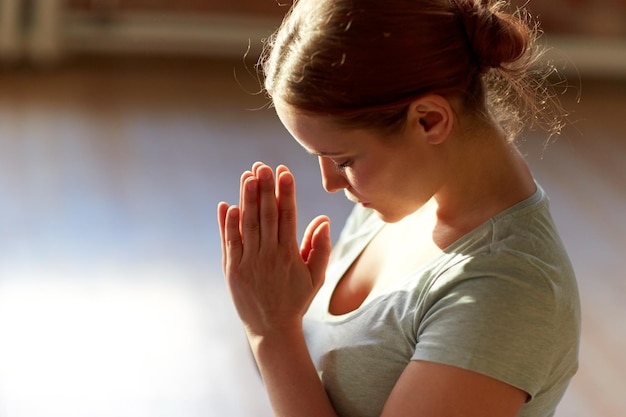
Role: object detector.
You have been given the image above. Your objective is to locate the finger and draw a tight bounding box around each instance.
[276,165,290,196]
[241,176,260,256]
[301,215,331,261]
[277,169,298,247]
[252,161,264,176]
[305,220,332,290]
[239,170,254,211]
[256,164,279,247]
[276,165,291,180]
[276,164,290,176]
[224,205,243,274]
[217,201,230,273]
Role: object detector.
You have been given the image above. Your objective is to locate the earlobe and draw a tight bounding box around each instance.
[409,95,454,145]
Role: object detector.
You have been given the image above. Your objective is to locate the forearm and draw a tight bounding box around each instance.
[220,164,335,415]
[248,325,338,417]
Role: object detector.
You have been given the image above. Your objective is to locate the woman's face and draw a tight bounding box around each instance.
[275,102,445,223]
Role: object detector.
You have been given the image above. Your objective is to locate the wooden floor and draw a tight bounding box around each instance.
[0,57,623,417]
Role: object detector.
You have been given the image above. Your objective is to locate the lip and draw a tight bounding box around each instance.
[345,194,368,206]
[344,190,363,204]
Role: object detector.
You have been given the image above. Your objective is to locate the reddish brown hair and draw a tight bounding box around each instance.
[260,0,558,138]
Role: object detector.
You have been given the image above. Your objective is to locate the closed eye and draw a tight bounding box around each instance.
[334,159,353,171]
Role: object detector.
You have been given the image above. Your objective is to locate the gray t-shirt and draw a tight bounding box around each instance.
[303,185,580,417]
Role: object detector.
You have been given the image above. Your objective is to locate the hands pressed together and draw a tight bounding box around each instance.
[217,162,332,338]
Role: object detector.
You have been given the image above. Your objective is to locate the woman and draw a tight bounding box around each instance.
[218,0,581,416]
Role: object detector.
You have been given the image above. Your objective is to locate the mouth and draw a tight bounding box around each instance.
[344,190,369,206]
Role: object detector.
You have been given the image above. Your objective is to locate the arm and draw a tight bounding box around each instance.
[218,162,527,417]
[382,361,528,417]
[218,163,337,417]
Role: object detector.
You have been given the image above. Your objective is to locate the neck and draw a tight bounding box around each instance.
[430,120,535,247]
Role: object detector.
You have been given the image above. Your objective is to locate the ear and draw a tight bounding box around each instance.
[407,95,454,145]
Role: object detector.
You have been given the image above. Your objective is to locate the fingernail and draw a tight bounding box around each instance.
[280,173,293,185]
[259,168,271,180]
[246,178,257,191]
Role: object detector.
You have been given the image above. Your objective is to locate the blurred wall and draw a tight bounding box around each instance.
[510,0,626,37]
[1,0,624,76]
[0,0,285,63]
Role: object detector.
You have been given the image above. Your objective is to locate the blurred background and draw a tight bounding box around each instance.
[0,1,623,416]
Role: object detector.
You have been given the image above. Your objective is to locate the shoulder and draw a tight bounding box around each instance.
[427,226,579,325]
[437,184,575,292]
[413,238,580,402]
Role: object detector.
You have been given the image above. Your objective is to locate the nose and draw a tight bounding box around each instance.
[318,157,349,193]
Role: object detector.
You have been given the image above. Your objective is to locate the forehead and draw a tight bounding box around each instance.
[274,101,374,155]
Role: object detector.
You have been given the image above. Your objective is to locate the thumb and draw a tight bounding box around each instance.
[305,221,331,290]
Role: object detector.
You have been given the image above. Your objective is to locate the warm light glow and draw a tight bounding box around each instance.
[0,264,216,416]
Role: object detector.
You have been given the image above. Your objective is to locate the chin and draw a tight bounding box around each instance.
[371,208,406,224]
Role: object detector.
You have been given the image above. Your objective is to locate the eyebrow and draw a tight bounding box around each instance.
[307,150,346,157]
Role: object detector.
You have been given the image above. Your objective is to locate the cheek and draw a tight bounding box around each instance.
[346,166,386,195]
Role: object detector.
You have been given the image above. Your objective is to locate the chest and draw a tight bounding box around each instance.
[305,290,420,417]
[328,222,443,315]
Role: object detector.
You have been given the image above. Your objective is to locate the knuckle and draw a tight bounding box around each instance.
[226,238,241,249]
[280,207,297,222]
[244,221,260,233]
[261,209,278,224]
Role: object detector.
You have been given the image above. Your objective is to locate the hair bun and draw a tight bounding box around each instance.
[453,0,532,72]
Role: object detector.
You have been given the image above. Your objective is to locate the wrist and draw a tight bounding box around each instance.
[245,318,305,350]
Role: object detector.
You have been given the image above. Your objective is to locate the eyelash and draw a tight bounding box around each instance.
[334,159,353,171]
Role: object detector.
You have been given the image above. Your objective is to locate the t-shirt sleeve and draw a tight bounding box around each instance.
[411,252,565,399]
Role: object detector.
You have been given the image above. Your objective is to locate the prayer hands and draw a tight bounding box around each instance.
[217,162,331,337]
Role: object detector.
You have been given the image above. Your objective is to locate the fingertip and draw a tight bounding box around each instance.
[319,220,331,239]
[276,164,291,175]
[223,205,241,242]
[311,218,331,244]
[257,164,274,181]
[240,170,253,181]
[227,205,240,219]
[252,161,265,175]
[314,215,331,227]
[217,201,229,217]
[278,170,294,186]
[319,220,332,248]
[245,176,258,192]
